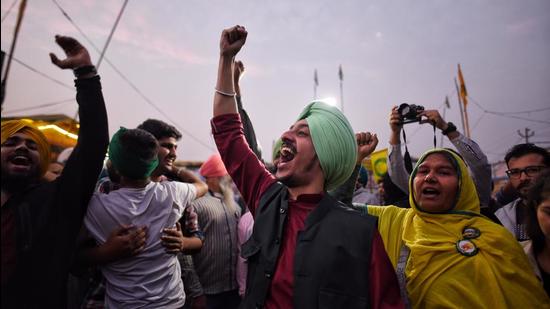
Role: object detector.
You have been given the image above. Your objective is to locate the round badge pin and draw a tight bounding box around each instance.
[462,227,481,239]
[456,239,478,257]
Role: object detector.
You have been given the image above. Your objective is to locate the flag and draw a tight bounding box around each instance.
[314,69,319,86]
[368,148,388,183]
[338,65,344,81]
[457,63,468,107]
[444,95,450,109]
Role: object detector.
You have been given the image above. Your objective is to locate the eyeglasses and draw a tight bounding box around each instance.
[505,166,547,179]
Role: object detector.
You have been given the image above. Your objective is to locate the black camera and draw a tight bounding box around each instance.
[397,103,425,124]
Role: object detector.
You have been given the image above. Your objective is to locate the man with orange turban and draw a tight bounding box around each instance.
[187,154,242,309]
[1,35,109,308]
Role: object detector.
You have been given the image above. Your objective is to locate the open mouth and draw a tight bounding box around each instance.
[279,143,296,163]
[10,155,31,167]
[422,187,440,198]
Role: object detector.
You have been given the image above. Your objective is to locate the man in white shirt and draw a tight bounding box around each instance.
[84,128,207,308]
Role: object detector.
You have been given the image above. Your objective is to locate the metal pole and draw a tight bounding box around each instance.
[96,0,128,69]
[517,128,534,143]
[338,65,344,113]
[313,69,318,100]
[440,106,447,147]
[339,79,344,113]
[314,83,317,100]
[454,77,466,134]
[463,104,471,138]
[1,0,27,107]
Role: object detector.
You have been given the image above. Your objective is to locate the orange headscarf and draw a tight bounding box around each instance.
[1,120,51,176]
[199,154,228,178]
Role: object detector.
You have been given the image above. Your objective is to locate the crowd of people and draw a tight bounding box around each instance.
[1,26,549,309]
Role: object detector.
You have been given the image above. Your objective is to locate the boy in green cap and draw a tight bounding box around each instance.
[84,128,206,308]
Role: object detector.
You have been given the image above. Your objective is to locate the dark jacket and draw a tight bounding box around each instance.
[1,77,109,308]
[241,182,377,309]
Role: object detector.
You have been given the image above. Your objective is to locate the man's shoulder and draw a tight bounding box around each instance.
[495,198,521,214]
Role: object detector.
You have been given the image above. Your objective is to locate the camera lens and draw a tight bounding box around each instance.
[398,103,410,116]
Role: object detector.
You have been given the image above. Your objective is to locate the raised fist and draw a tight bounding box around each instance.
[220,25,248,57]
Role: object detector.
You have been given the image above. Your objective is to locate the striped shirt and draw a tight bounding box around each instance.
[191,191,241,295]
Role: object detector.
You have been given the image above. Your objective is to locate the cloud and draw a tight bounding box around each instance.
[505,17,538,36]
[112,27,208,65]
[375,31,383,39]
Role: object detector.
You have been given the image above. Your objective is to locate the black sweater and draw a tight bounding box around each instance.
[1,76,109,309]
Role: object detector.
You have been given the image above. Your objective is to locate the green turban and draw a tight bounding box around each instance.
[272,138,283,162]
[297,101,357,191]
[108,127,159,179]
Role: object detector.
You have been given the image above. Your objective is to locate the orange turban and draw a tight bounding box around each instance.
[1,120,51,176]
[199,154,228,178]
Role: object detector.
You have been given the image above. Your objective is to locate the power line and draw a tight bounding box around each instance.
[49,0,215,151]
[490,106,550,115]
[1,0,18,23]
[11,55,74,90]
[468,95,550,124]
[96,0,128,69]
[50,0,102,52]
[3,98,73,114]
[471,113,485,131]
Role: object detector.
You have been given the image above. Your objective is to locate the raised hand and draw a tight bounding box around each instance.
[389,106,402,145]
[419,109,447,130]
[220,25,248,57]
[233,60,245,84]
[356,132,379,164]
[49,35,92,70]
[389,106,402,133]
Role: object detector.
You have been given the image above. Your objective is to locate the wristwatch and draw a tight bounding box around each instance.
[442,122,457,135]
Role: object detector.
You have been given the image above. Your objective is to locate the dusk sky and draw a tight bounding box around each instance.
[2,0,549,164]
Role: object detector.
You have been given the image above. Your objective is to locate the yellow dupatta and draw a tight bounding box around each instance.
[365,148,549,308]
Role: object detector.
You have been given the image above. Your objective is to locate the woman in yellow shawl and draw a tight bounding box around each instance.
[354,148,549,308]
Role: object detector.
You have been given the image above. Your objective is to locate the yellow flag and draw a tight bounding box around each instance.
[457,63,468,107]
[368,148,388,183]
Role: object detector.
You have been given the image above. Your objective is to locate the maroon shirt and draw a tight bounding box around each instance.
[212,113,403,308]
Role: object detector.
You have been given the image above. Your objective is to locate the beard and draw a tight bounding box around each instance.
[516,181,534,199]
[1,165,41,194]
[277,156,320,188]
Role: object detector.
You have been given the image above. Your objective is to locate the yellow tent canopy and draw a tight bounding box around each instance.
[1,113,79,152]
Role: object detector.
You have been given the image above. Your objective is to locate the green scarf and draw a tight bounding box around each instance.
[297,101,357,191]
[108,127,159,179]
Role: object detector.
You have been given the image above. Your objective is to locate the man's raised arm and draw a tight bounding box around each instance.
[49,35,109,234]
[213,25,247,117]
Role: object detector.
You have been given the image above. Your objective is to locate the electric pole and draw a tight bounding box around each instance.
[517,127,534,143]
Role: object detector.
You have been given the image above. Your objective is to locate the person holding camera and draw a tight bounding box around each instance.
[387,106,492,213]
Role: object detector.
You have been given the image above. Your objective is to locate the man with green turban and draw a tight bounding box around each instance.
[210,25,403,308]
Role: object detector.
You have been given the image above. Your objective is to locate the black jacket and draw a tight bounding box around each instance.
[241,182,377,309]
[1,77,109,308]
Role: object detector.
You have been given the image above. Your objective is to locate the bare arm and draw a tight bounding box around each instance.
[213,25,247,117]
[387,106,410,193]
[174,167,208,198]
